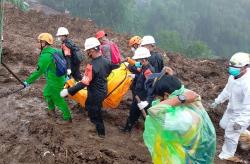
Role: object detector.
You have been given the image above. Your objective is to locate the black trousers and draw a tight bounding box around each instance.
[85,93,106,135]
[125,94,150,131]
[127,98,142,127]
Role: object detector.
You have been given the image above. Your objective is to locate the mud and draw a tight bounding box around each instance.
[0,4,249,164]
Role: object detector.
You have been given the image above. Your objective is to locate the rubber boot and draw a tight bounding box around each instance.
[47,110,56,118]
[120,120,133,133]
[224,157,247,163]
[56,118,72,125]
[96,123,105,138]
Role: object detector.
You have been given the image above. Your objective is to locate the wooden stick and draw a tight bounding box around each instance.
[135,95,147,119]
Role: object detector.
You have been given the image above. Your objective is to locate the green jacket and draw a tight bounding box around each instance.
[26,46,66,95]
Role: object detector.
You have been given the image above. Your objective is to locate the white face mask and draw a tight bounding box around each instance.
[57,37,62,42]
[131,47,136,52]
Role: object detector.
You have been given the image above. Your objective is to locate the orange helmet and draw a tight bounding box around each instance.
[38,33,54,45]
[129,36,142,47]
[96,30,107,39]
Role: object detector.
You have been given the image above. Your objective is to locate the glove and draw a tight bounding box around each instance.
[23,81,30,88]
[210,102,218,109]
[67,69,72,76]
[66,76,70,81]
[60,89,69,97]
[127,57,136,65]
[127,74,136,79]
[137,101,149,110]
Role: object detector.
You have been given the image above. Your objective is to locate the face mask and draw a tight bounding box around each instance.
[57,37,62,42]
[135,61,142,68]
[131,47,136,52]
[228,66,241,77]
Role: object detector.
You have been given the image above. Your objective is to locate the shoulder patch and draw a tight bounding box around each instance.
[81,64,93,85]
[144,69,153,78]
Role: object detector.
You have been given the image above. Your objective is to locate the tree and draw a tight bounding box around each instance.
[185,41,213,58]
[155,30,184,53]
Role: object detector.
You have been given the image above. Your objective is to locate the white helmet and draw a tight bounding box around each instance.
[84,37,101,51]
[140,35,156,46]
[229,52,250,67]
[56,27,69,36]
[132,47,151,60]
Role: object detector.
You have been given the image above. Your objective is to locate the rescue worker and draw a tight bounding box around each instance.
[96,30,111,61]
[56,27,82,81]
[128,36,142,54]
[60,37,119,138]
[23,33,72,122]
[122,47,155,132]
[141,35,164,73]
[210,52,250,163]
[95,30,121,64]
[144,75,216,163]
[127,36,142,97]
[122,48,199,133]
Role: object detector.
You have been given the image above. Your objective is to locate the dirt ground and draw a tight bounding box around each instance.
[0,4,249,164]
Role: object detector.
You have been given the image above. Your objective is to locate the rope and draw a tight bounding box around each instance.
[105,63,130,99]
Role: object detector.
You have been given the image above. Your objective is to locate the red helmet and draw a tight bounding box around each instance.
[96,30,107,39]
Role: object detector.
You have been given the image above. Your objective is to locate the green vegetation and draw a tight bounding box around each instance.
[38,0,250,58]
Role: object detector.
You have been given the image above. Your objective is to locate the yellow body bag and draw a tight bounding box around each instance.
[65,64,132,109]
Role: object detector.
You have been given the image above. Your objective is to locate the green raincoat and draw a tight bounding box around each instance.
[26,46,71,120]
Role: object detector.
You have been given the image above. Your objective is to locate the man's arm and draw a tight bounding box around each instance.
[159,90,199,106]
[214,77,231,104]
[110,63,120,70]
[159,54,164,71]
[68,82,86,96]
[25,53,50,84]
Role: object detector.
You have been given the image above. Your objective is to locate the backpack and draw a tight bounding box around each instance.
[64,39,84,64]
[102,41,121,64]
[51,51,67,77]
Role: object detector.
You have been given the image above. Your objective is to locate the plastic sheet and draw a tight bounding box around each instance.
[143,87,216,164]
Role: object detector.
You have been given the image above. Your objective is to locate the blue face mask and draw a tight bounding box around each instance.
[228,67,241,77]
[135,62,142,68]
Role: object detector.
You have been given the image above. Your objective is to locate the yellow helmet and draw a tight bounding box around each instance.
[38,33,54,45]
[129,36,141,47]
